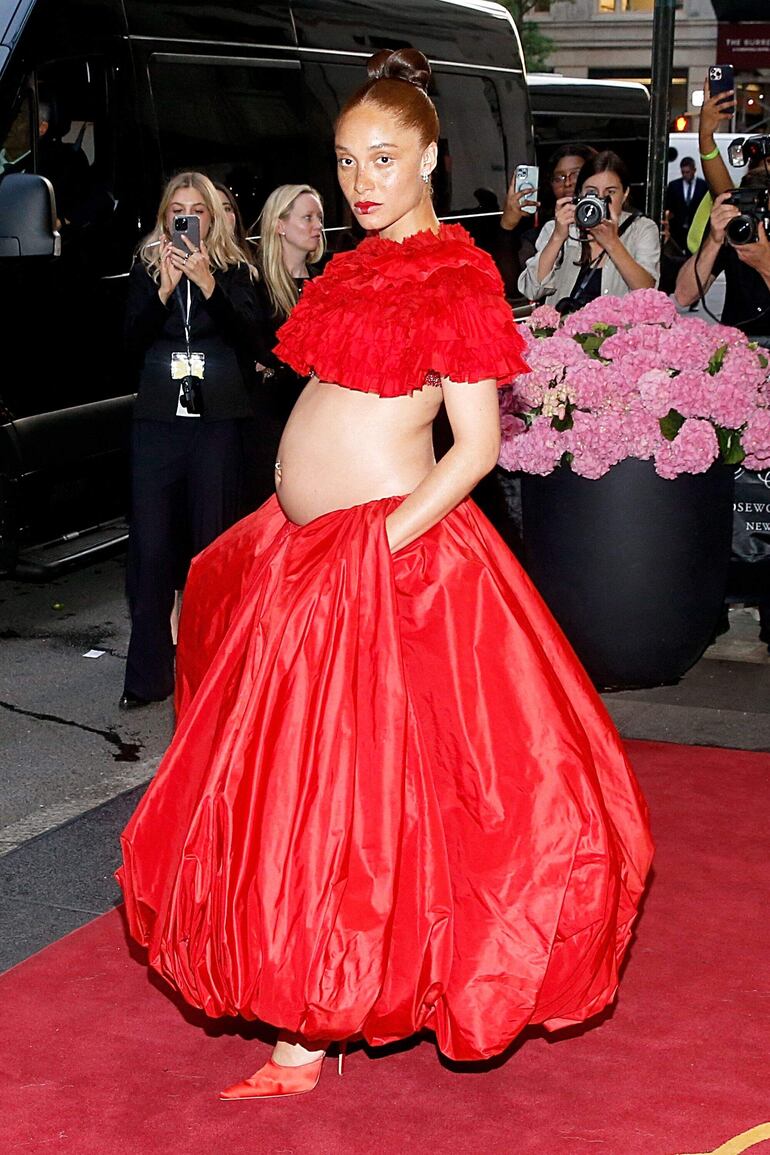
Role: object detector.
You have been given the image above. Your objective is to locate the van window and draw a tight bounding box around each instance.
[431,70,508,217]
[1,57,118,272]
[528,80,650,197]
[0,92,34,175]
[148,55,325,233]
[0,54,126,416]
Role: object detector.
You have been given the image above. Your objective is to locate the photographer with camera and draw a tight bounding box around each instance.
[674,143,770,338]
[121,171,262,710]
[674,137,770,654]
[518,150,659,310]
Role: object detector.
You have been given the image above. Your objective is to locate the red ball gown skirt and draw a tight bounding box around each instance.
[117,495,653,1062]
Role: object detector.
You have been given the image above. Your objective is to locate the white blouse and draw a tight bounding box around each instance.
[517,211,661,303]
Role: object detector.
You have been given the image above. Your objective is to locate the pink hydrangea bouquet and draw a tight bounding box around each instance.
[499,289,770,480]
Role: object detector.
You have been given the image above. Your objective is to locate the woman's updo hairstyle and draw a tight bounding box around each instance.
[337,48,439,148]
[367,47,431,90]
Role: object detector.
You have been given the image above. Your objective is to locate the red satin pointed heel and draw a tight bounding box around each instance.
[219,1043,346,1101]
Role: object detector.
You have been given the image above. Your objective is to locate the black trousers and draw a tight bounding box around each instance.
[124,418,245,700]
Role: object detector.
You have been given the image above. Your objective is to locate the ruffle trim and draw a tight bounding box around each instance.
[274,224,530,397]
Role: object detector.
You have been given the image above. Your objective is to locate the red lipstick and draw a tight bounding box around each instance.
[354,201,381,214]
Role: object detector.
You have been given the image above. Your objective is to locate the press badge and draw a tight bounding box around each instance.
[171,352,205,417]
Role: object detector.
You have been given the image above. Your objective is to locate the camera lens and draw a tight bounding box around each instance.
[174,216,188,232]
[575,198,604,230]
[725,214,758,246]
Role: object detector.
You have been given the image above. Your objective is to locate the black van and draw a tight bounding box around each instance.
[527,73,650,198]
[0,0,533,575]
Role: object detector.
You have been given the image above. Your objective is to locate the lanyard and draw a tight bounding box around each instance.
[183,281,192,355]
[573,256,603,298]
[175,280,193,361]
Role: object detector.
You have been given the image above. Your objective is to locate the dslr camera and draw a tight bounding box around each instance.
[573,193,611,233]
[725,187,770,246]
[727,134,770,170]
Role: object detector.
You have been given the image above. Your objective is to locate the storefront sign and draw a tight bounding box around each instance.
[717,23,770,71]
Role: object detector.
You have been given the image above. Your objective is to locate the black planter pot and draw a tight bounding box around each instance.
[520,458,735,690]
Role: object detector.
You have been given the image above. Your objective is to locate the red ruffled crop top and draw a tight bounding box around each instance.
[273,223,529,397]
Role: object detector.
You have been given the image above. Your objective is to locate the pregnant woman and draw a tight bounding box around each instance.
[117,48,653,1098]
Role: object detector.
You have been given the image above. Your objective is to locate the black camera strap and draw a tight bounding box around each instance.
[618,211,641,237]
[570,258,602,301]
[692,229,770,333]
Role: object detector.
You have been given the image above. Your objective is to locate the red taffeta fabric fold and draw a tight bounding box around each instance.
[117,496,653,1062]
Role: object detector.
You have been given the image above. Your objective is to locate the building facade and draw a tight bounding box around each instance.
[530,0,769,133]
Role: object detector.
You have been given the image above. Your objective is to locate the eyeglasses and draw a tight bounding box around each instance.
[552,169,583,186]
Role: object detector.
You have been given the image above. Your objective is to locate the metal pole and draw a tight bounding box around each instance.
[645,0,677,224]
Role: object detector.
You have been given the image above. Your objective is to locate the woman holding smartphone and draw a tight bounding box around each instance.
[519,150,660,309]
[118,53,652,1095]
[120,171,260,710]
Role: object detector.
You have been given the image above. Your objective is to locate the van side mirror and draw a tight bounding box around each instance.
[0,173,61,258]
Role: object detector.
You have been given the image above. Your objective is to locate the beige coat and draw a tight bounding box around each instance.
[517,211,661,304]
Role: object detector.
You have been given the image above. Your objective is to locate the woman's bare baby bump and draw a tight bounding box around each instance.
[276,378,441,525]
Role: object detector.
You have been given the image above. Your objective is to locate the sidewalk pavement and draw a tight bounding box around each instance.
[603,603,770,752]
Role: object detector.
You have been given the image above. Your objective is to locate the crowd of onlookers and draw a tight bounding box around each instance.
[496,72,770,352]
[118,69,770,708]
[499,69,770,651]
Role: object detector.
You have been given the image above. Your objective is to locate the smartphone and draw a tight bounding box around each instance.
[708,64,735,100]
[171,214,201,252]
[514,164,539,214]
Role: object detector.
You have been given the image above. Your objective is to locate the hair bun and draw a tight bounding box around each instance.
[366,48,431,93]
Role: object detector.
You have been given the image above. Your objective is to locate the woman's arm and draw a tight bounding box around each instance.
[517,220,558,299]
[699,78,735,199]
[732,221,770,290]
[534,198,575,284]
[590,216,658,290]
[252,278,285,369]
[673,237,720,306]
[500,181,538,231]
[201,263,261,349]
[123,262,172,355]
[674,191,738,306]
[384,378,501,552]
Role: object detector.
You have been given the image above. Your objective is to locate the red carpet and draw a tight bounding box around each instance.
[2,740,769,1155]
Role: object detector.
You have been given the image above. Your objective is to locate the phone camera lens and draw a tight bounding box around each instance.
[174,216,188,232]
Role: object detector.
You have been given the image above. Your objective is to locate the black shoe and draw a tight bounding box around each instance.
[119,691,163,710]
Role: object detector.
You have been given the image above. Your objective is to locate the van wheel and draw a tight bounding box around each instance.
[0,475,19,575]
